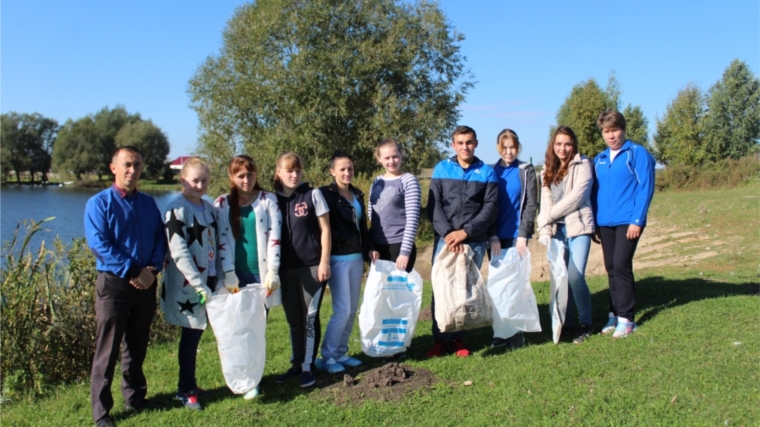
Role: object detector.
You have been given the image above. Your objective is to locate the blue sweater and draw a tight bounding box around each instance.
[593,140,656,227]
[84,185,167,278]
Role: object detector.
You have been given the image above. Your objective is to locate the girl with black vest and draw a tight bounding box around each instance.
[272,152,331,389]
[316,151,370,374]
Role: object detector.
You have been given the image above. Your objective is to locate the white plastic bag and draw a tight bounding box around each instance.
[206,285,267,394]
[487,248,541,339]
[359,260,423,357]
[431,245,492,333]
[547,239,569,344]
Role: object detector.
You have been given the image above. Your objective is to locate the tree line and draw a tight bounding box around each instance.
[1,106,170,183]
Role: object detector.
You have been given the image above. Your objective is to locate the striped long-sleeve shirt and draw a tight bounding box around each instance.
[367,173,421,256]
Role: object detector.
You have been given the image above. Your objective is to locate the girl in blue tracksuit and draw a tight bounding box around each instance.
[593,111,655,339]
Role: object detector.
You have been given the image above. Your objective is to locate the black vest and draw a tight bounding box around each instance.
[277,183,323,268]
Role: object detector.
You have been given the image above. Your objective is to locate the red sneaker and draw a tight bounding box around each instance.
[451,339,471,357]
[426,341,447,358]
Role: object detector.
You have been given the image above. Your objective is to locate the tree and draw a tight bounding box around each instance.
[115,120,170,178]
[653,84,706,166]
[552,78,618,157]
[188,0,472,191]
[91,106,141,179]
[0,112,59,183]
[703,59,760,161]
[622,104,649,148]
[53,117,100,180]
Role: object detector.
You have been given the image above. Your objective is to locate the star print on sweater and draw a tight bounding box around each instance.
[178,299,198,314]
[186,216,207,247]
[166,209,186,241]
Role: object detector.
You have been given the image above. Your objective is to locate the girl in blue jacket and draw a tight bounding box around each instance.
[593,111,655,339]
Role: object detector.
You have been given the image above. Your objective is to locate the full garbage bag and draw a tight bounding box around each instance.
[206,285,267,394]
[547,239,569,344]
[359,260,423,357]
[487,248,541,339]
[431,245,492,333]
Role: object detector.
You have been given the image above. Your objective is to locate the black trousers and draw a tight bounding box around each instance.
[280,266,326,372]
[599,226,642,322]
[372,242,417,273]
[91,273,156,422]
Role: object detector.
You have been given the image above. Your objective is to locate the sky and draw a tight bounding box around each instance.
[2,0,758,167]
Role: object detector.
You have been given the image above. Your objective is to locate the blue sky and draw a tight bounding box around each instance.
[2,0,758,166]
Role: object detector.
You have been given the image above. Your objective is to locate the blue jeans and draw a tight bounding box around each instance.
[431,237,486,341]
[321,257,364,360]
[554,225,592,326]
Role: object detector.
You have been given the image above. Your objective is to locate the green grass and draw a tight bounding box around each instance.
[2,186,758,426]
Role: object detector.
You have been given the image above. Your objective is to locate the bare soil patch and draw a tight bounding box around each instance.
[313,363,436,406]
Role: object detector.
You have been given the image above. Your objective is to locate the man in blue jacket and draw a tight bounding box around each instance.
[84,146,168,427]
[426,125,498,358]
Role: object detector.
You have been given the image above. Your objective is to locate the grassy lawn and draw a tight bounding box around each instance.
[2,185,758,426]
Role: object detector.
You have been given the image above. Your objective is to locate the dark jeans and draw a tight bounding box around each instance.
[372,242,417,273]
[91,273,157,422]
[599,225,642,322]
[280,266,325,372]
[177,276,216,394]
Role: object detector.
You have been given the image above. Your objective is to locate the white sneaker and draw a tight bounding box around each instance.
[243,386,259,400]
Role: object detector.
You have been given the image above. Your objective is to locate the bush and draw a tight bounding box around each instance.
[1,219,177,396]
[656,155,760,191]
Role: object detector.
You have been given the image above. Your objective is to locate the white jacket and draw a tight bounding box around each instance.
[537,154,596,238]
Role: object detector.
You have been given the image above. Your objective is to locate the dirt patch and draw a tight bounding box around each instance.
[313,363,436,406]
[418,305,432,322]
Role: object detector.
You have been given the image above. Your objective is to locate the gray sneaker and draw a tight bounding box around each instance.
[573,324,592,344]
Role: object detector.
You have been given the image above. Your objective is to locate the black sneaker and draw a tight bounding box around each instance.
[491,337,509,348]
[300,370,316,388]
[95,416,116,427]
[506,332,525,349]
[124,399,164,412]
[276,367,301,384]
[573,324,592,344]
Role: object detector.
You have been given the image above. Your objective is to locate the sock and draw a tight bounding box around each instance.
[617,316,629,324]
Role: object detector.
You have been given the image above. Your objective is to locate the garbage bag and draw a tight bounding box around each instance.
[547,239,569,344]
[431,245,492,333]
[359,260,423,357]
[206,285,267,394]
[487,248,541,339]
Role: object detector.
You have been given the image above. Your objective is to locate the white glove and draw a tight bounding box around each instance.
[223,271,240,293]
[516,237,528,257]
[538,235,551,247]
[197,286,211,305]
[489,239,501,258]
[263,270,280,296]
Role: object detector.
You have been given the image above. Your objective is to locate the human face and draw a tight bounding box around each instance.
[452,132,478,165]
[377,145,402,175]
[500,138,518,165]
[553,133,574,163]
[276,165,302,191]
[231,168,257,194]
[180,166,209,203]
[330,157,354,188]
[110,150,143,192]
[602,127,626,150]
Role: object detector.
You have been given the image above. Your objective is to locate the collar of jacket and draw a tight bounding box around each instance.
[448,155,484,170]
[327,182,364,198]
[493,158,526,171]
[599,140,633,159]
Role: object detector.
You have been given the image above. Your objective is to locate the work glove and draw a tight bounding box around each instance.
[538,235,551,247]
[223,271,240,294]
[197,288,208,305]
[489,239,501,259]
[264,270,280,297]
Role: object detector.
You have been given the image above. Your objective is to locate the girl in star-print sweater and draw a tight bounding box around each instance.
[161,157,220,410]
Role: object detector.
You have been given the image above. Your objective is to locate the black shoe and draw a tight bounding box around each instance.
[560,325,575,341]
[276,367,301,384]
[384,351,407,362]
[300,370,316,388]
[491,338,509,348]
[95,416,116,427]
[573,324,592,344]
[124,399,164,412]
[506,332,525,349]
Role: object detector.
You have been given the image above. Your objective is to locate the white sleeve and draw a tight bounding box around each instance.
[312,189,330,217]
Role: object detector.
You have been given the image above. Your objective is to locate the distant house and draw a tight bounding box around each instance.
[169,156,193,171]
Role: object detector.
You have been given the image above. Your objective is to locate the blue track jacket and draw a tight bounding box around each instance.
[593,140,656,228]
[426,156,498,243]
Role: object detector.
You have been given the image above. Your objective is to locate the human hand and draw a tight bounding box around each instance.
[489,240,501,259]
[223,271,240,294]
[130,267,155,290]
[197,287,210,305]
[444,230,468,247]
[396,254,409,271]
[369,250,379,264]
[516,237,528,257]
[318,262,331,282]
[592,229,602,244]
[447,242,464,254]
[264,270,280,297]
[627,224,642,240]
[538,235,551,247]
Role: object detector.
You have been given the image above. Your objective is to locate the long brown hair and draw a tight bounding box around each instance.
[227,155,262,239]
[543,126,579,187]
[273,152,304,193]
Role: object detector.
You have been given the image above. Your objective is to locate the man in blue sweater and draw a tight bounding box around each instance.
[426,126,498,358]
[84,146,168,427]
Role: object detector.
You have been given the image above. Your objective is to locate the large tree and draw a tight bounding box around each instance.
[653,84,706,166]
[188,0,472,190]
[1,112,59,183]
[115,120,170,178]
[703,59,760,161]
[91,106,142,179]
[53,117,100,180]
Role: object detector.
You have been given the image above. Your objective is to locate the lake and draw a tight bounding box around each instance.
[1,185,181,254]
